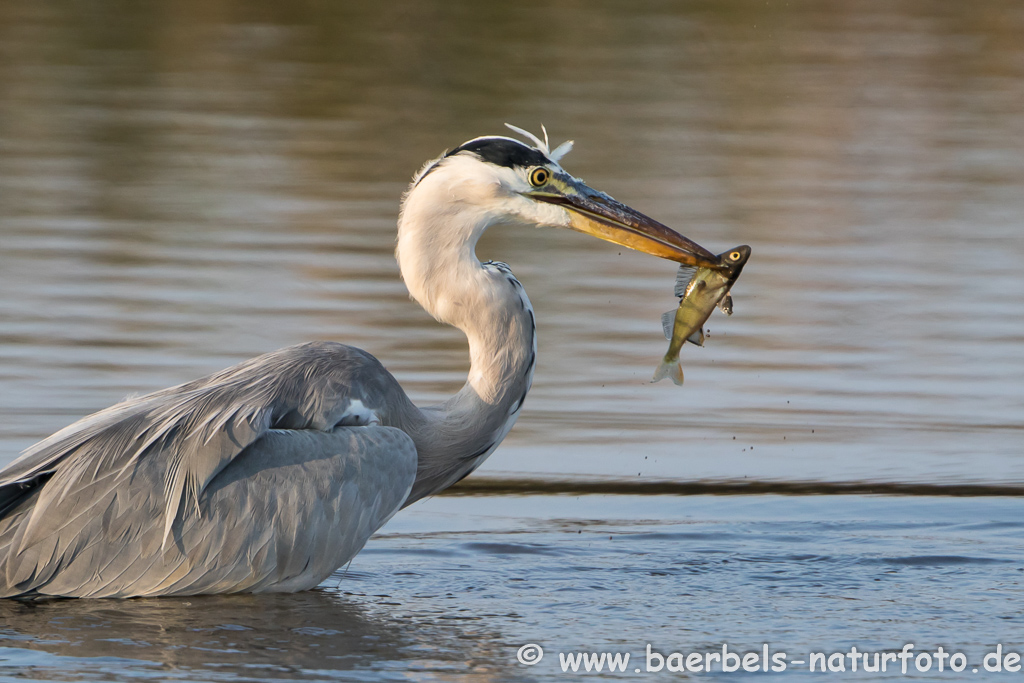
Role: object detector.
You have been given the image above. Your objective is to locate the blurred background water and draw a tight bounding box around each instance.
[0,0,1022,680]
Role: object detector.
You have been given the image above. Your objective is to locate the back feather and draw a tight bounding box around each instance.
[0,341,414,593]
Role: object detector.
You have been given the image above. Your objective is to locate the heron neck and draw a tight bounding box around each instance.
[396,218,536,504]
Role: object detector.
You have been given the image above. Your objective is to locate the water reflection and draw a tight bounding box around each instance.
[1,2,1022,680]
[3,494,1021,682]
[1,3,1023,488]
[0,590,500,681]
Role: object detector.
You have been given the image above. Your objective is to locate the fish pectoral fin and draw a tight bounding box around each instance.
[717,292,733,316]
[686,328,705,347]
[661,310,677,340]
[673,265,698,297]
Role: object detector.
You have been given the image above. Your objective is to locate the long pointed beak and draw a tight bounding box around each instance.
[529,182,720,269]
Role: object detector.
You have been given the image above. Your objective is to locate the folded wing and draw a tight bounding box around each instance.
[0,341,419,597]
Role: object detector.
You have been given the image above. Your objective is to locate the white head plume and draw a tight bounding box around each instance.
[504,123,574,162]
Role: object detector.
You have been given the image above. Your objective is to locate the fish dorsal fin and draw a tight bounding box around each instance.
[673,265,698,297]
[686,328,705,347]
[661,310,676,340]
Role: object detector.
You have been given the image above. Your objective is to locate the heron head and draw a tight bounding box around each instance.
[403,125,720,269]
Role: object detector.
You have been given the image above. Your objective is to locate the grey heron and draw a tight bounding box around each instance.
[0,127,719,598]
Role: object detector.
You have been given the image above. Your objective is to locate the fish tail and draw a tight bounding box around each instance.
[652,359,684,385]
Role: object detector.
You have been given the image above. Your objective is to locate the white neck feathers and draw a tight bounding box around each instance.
[395,159,538,502]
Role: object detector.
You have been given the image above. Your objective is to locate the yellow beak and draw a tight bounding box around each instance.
[529,181,721,269]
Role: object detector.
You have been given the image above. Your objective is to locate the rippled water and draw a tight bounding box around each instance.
[2,496,1024,681]
[0,0,1022,680]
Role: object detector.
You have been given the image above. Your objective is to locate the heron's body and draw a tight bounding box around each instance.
[0,127,719,598]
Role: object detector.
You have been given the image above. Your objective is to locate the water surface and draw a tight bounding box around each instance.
[2,495,1024,681]
[0,0,1022,680]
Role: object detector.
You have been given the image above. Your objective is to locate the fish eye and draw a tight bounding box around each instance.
[529,167,550,186]
[729,251,741,261]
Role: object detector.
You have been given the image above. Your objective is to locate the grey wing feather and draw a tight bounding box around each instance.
[0,426,416,597]
[0,341,418,597]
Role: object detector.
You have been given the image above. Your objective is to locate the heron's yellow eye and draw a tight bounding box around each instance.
[729,251,741,261]
[529,167,550,186]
